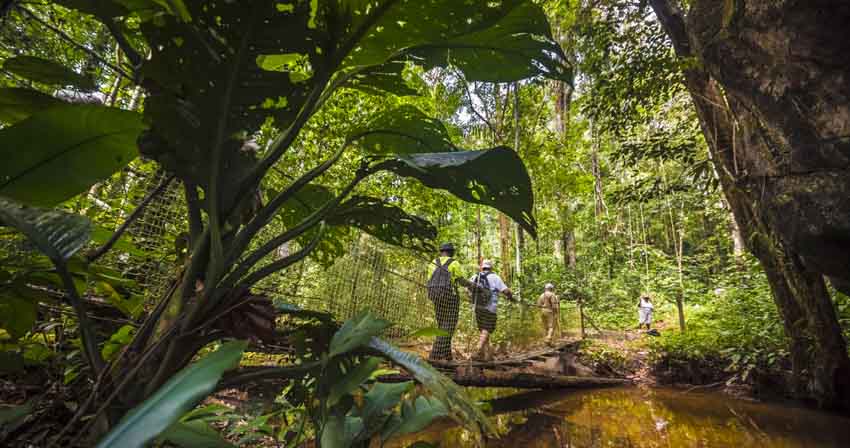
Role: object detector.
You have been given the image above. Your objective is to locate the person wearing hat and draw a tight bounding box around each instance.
[638,294,654,330]
[468,259,512,361]
[537,283,560,345]
[425,242,466,361]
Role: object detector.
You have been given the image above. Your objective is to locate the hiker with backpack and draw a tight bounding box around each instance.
[425,242,467,361]
[468,260,512,361]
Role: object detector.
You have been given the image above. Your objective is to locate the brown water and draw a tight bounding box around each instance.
[397,386,850,447]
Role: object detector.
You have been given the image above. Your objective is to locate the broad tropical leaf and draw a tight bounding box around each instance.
[0,88,64,124]
[328,196,437,252]
[3,56,96,91]
[321,414,365,448]
[327,357,382,406]
[95,341,247,448]
[374,147,537,237]
[368,337,495,436]
[360,381,413,434]
[0,295,38,340]
[329,311,391,358]
[337,0,569,82]
[159,420,234,448]
[0,104,144,207]
[382,395,448,439]
[349,105,455,154]
[138,0,324,198]
[344,60,418,97]
[0,196,91,263]
[407,1,571,82]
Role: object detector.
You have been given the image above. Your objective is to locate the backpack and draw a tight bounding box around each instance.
[470,272,491,307]
[426,258,455,302]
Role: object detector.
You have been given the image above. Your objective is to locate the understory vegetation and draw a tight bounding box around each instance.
[2,0,850,446]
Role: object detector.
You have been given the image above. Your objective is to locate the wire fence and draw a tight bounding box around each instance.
[2,167,583,363]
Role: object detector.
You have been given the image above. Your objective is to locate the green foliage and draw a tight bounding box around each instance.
[0,105,144,207]
[375,147,537,237]
[2,55,96,90]
[649,267,789,384]
[329,311,392,358]
[328,196,437,252]
[96,341,248,448]
[0,196,91,263]
[0,88,64,124]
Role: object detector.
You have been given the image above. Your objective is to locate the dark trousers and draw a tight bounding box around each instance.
[428,287,459,360]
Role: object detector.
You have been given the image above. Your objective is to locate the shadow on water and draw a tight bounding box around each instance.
[393,386,850,447]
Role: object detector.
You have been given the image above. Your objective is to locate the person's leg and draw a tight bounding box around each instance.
[543,312,554,343]
[430,290,459,360]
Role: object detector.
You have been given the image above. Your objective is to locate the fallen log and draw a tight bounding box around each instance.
[379,371,628,389]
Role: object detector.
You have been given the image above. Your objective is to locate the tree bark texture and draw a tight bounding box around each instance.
[688,0,850,296]
[650,0,850,410]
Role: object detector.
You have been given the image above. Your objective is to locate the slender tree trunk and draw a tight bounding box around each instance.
[729,208,746,269]
[499,213,513,284]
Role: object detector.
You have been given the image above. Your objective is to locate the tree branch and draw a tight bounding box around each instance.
[18,6,135,81]
[103,19,142,68]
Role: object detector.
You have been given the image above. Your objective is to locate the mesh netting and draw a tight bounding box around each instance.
[1,166,581,363]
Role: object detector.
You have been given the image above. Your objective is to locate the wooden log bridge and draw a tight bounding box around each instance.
[381,340,630,389]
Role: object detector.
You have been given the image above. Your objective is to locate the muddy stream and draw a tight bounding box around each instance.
[389,386,850,447]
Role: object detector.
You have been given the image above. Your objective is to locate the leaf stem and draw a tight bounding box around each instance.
[57,263,105,374]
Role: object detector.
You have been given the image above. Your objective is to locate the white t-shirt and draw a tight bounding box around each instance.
[639,298,654,309]
[469,271,507,313]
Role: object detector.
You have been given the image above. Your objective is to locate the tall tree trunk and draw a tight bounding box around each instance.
[650,0,850,410]
[499,213,513,284]
[729,208,746,269]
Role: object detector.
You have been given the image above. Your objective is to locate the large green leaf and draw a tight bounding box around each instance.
[327,357,382,407]
[329,311,391,358]
[368,337,495,436]
[360,381,412,435]
[0,88,64,124]
[374,147,537,237]
[328,196,437,252]
[53,0,174,19]
[0,196,91,263]
[344,60,418,97]
[321,414,365,448]
[95,341,247,448]
[138,0,324,199]
[3,56,96,91]
[383,395,448,439]
[159,420,234,448]
[349,105,455,155]
[0,295,37,340]
[0,104,144,207]
[337,1,568,82]
[407,1,571,82]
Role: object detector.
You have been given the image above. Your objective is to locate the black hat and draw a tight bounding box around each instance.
[439,242,455,252]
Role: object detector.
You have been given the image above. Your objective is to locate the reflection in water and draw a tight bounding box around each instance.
[403,387,850,447]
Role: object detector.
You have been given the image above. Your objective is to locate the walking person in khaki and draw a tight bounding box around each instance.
[538,283,560,345]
